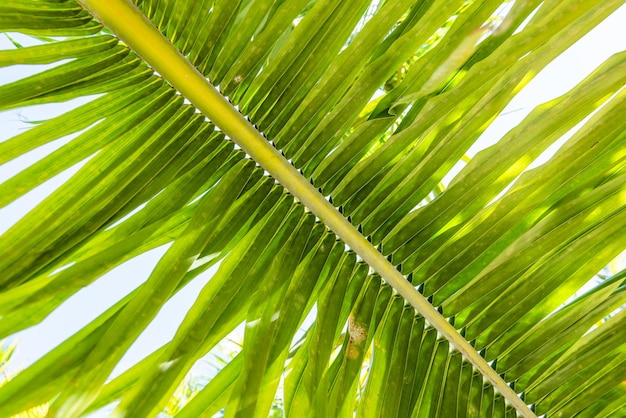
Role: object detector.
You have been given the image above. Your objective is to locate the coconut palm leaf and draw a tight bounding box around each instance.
[0,0,625,417]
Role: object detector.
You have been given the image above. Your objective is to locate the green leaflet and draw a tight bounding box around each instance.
[115,195,304,417]
[47,158,258,417]
[0,34,116,66]
[285,258,366,415]
[384,50,626,263]
[0,45,131,111]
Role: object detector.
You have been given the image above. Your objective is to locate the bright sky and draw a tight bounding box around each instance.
[0,3,625,408]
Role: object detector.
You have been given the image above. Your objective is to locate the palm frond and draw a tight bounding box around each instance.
[0,0,625,417]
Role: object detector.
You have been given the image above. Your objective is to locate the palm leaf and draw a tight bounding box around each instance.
[1,0,625,417]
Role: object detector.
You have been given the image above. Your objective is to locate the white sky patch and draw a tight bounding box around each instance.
[158,358,179,372]
[270,310,281,322]
[190,253,221,270]
[48,261,76,276]
[104,199,150,231]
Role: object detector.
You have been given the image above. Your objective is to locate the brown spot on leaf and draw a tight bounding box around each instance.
[348,314,366,344]
[346,344,360,359]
